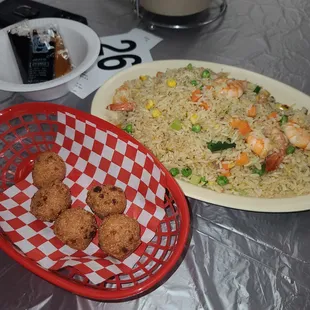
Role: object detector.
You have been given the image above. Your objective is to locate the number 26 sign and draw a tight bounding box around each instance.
[72,31,156,99]
[98,40,142,71]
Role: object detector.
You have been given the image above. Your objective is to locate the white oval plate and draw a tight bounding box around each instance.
[91,60,310,213]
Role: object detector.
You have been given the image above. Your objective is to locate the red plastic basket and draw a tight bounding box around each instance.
[0,102,190,301]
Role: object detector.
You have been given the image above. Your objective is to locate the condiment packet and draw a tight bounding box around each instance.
[8,21,73,84]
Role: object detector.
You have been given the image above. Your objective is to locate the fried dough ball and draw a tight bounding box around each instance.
[98,214,141,260]
[30,180,71,222]
[86,185,126,219]
[33,152,66,188]
[53,208,97,251]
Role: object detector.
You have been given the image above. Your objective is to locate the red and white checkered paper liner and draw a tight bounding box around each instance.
[0,111,166,284]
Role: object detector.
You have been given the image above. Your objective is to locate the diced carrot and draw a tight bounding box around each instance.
[268,112,278,119]
[230,119,241,128]
[247,105,256,117]
[221,169,231,177]
[200,101,209,110]
[230,119,252,136]
[156,72,163,77]
[236,152,249,166]
[191,89,202,102]
[222,162,230,170]
[238,122,252,135]
[205,85,213,90]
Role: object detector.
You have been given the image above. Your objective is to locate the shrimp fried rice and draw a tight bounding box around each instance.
[106,65,310,198]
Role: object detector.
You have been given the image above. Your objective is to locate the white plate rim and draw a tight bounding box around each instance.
[0,18,100,92]
[91,59,310,213]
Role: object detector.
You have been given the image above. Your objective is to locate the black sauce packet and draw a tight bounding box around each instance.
[8,22,57,84]
[7,23,31,84]
[28,28,56,83]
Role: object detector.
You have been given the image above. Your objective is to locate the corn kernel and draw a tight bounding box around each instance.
[167,79,177,88]
[146,99,155,110]
[151,108,161,118]
[140,75,148,81]
[228,163,235,169]
[190,114,198,124]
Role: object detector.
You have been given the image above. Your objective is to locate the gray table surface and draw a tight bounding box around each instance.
[1,0,310,309]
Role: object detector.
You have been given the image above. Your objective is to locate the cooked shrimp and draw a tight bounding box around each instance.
[246,135,270,158]
[283,122,310,150]
[247,128,288,171]
[220,79,248,98]
[265,151,285,172]
[265,128,288,171]
[107,84,136,111]
[107,102,135,111]
[214,77,228,84]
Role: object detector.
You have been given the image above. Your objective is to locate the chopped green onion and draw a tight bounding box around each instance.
[187,63,193,70]
[280,115,288,126]
[202,69,211,78]
[189,174,201,185]
[207,141,236,153]
[217,175,229,186]
[199,85,204,91]
[169,168,180,177]
[192,124,201,133]
[286,145,296,155]
[251,163,266,176]
[170,119,182,131]
[200,176,208,185]
[181,167,192,177]
[124,124,133,133]
[191,80,198,86]
[253,86,261,94]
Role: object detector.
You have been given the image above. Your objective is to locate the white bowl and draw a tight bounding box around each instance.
[0,18,100,101]
[91,60,310,213]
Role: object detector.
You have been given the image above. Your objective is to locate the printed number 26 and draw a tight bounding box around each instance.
[97,40,142,70]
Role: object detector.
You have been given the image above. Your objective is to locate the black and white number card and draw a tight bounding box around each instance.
[71,29,162,99]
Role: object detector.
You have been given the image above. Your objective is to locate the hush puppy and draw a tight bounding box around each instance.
[30,180,71,222]
[53,208,97,251]
[98,214,141,260]
[86,185,126,219]
[33,151,66,188]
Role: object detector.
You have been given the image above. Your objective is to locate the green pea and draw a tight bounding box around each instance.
[286,145,296,155]
[169,168,180,177]
[191,80,198,86]
[280,115,288,126]
[192,124,201,133]
[181,167,192,177]
[124,124,133,133]
[187,63,193,70]
[202,69,211,78]
[217,175,229,186]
